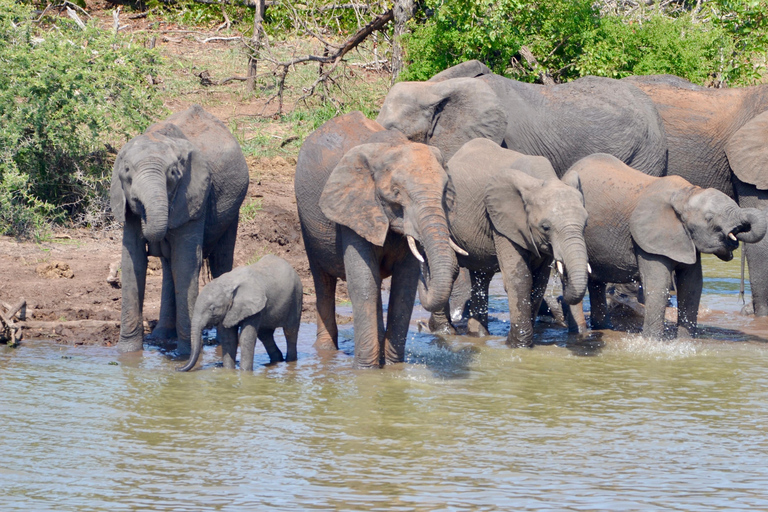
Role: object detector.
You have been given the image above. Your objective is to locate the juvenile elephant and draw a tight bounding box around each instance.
[110,105,249,353]
[177,255,302,372]
[623,74,768,316]
[431,138,589,347]
[377,60,667,175]
[563,153,767,338]
[295,111,460,368]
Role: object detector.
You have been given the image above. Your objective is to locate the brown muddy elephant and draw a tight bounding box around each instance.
[564,154,766,338]
[294,112,460,368]
[110,105,249,353]
[623,75,768,316]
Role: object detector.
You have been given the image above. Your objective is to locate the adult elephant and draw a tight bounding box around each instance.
[110,105,249,353]
[377,60,668,176]
[295,111,460,368]
[623,74,768,315]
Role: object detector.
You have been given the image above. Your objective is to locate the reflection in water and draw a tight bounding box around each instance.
[2,252,768,510]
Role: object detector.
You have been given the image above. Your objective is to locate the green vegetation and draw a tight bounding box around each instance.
[401,0,768,86]
[0,1,165,239]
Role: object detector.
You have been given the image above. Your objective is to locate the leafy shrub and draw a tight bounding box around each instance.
[0,1,166,238]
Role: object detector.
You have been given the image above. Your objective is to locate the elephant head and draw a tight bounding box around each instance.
[110,123,211,243]
[725,109,768,190]
[630,176,767,263]
[319,133,460,312]
[376,77,507,161]
[177,270,267,372]
[485,169,590,305]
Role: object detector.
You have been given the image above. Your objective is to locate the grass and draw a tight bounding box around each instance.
[240,198,263,222]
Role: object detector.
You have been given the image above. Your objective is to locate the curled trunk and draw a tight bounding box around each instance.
[133,170,169,243]
[415,205,459,313]
[736,208,767,244]
[177,312,206,372]
[556,228,589,305]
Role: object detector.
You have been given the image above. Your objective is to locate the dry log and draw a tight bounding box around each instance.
[17,320,120,329]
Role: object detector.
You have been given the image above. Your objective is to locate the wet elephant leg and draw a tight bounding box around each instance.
[467,269,493,336]
[588,279,612,330]
[744,240,768,316]
[342,227,384,369]
[494,234,534,348]
[219,324,238,369]
[530,265,552,324]
[637,253,674,338]
[117,214,148,352]
[674,257,702,339]
[258,327,284,365]
[283,323,299,362]
[150,257,177,341]
[383,255,420,364]
[310,260,339,350]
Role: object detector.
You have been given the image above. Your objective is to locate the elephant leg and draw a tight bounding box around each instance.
[150,256,177,341]
[744,241,768,316]
[169,222,204,355]
[494,235,534,348]
[530,265,551,324]
[467,269,493,337]
[310,260,338,351]
[208,219,238,280]
[117,214,148,352]
[258,327,284,365]
[383,255,420,364]
[219,324,238,369]
[674,258,702,339]
[588,279,612,330]
[342,227,384,369]
[637,254,674,338]
[283,323,299,362]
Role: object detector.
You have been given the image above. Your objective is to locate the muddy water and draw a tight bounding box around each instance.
[3,253,768,510]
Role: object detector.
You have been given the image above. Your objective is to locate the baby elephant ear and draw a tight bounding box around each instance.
[319,143,390,246]
[222,281,267,329]
[630,179,697,265]
[726,110,768,190]
[484,170,541,253]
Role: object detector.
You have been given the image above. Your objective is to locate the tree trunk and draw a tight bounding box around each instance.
[247,0,266,92]
[390,0,415,84]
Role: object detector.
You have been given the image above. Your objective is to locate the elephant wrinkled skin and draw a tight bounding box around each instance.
[178,255,303,372]
[564,154,767,338]
[110,105,249,353]
[430,138,589,346]
[294,111,459,368]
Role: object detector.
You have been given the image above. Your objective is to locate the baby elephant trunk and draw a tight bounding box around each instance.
[177,307,209,372]
[556,228,589,305]
[734,208,767,244]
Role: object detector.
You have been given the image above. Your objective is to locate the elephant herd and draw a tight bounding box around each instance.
[108,60,768,370]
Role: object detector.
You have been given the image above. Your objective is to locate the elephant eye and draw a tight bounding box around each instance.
[541,221,551,232]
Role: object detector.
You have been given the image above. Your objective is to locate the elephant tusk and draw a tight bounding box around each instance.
[449,238,469,256]
[407,235,425,263]
[587,263,592,274]
[556,260,564,275]
[729,232,738,241]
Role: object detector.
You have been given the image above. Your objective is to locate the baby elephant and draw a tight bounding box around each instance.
[177,255,303,372]
[564,153,767,338]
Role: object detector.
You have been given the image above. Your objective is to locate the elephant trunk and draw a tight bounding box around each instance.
[415,204,460,313]
[177,306,208,372]
[132,168,169,243]
[555,226,589,305]
[735,208,767,244]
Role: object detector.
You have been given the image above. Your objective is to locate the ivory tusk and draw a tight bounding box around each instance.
[449,238,469,256]
[587,263,592,274]
[729,232,738,241]
[556,260,564,275]
[407,235,425,263]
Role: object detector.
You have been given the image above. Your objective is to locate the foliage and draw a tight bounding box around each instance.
[401,0,768,86]
[0,1,166,238]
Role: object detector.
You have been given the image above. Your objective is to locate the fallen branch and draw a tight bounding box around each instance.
[17,320,120,329]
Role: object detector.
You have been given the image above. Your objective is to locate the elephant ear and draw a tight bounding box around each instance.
[428,60,493,82]
[222,280,268,329]
[630,180,697,265]
[109,151,127,223]
[319,143,390,247]
[726,110,768,190]
[484,170,542,253]
[168,140,212,230]
[561,170,585,205]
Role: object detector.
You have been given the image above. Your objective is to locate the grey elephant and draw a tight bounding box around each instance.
[177,255,302,372]
[623,74,768,316]
[295,111,461,368]
[430,138,588,346]
[376,60,667,175]
[110,105,249,353]
[563,153,767,338]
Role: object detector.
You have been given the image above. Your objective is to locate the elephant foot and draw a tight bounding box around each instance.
[590,317,614,330]
[116,337,144,353]
[506,336,533,348]
[147,325,178,342]
[267,352,285,365]
[466,318,490,337]
[314,337,339,351]
[175,339,191,356]
[285,351,298,362]
[428,314,456,335]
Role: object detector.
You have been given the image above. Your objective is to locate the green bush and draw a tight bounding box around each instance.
[0,1,166,238]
